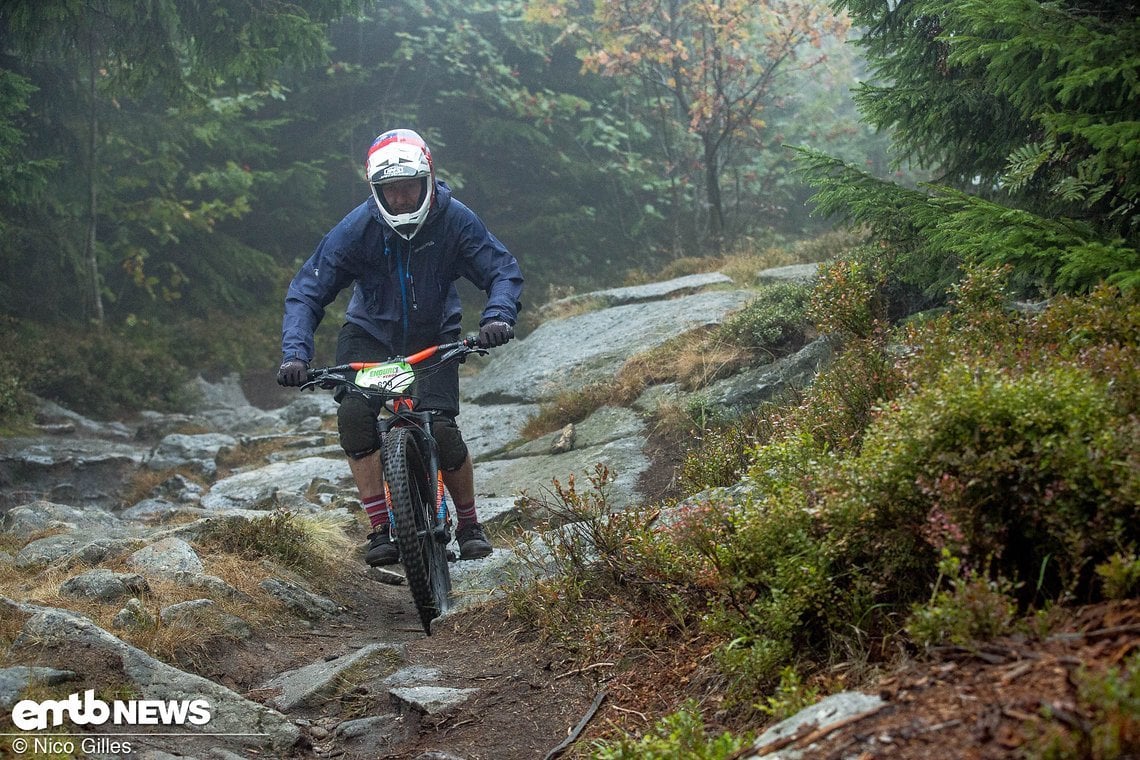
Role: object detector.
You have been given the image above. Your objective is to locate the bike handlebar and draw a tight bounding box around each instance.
[299,335,488,395]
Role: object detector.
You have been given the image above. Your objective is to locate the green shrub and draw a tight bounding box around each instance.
[906,550,1017,649]
[807,253,888,340]
[718,282,811,353]
[838,363,1138,603]
[783,336,900,454]
[1095,552,1140,601]
[678,409,772,492]
[0,374,34,432]
[755,666,822,721]
[1030,653,1140,760]
[590,702,752,760]
[2,318,192,418]
[684,484,862,699]
[508,465,716,658]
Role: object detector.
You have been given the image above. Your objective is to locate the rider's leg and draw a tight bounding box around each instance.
[348,451,386,521]
[433,418,491,559]
[440,447,492,559]
[441,452,475,521]
[335,323,398,565]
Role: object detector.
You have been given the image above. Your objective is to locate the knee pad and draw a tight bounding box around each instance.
[432,417,468,472]
[338,395,380,458]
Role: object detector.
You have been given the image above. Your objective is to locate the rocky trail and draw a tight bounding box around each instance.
[0,271,828,760]
[4,268,1132,760]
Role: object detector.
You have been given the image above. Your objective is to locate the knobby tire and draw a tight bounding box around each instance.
[384,427,451,634]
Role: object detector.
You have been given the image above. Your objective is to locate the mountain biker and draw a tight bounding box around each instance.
[276,128,523,566]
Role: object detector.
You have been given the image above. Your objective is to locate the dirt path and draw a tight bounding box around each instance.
[197,556,600,760]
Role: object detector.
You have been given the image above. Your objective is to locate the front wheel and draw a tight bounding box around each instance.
[383,426,451,634]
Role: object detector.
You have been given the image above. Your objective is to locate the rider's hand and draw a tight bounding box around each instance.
[277,358,310,387]
[477,320,514,348]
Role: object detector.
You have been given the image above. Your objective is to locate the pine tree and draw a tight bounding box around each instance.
[805,0,1140,294]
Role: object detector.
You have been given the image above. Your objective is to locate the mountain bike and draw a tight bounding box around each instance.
[300,337,489,634]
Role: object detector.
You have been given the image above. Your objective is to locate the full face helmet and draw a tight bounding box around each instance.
[365,129,435,240]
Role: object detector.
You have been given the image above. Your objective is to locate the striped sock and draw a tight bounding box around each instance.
[362,493,390,531]
[455,498,478,530]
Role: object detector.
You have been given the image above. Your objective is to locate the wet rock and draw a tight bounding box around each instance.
[147,433,238,476]
[160,599,252,639]
[544,272,734,310]
[0,666,76,709]
[551,423,575,454]
[464,289,755,404]
[14,533,86,567]
[259,578,339,619]
[700,337,834,418]
[6,600,301,751]
[111,598,155,630]
[200,457,351,511]
[127,537,205,578]
[260,642,403,711]
[60,569,150,602]
[389,685,477,716]
[742,691,885,759]
[755,262,821,284]
[1,499,123,539]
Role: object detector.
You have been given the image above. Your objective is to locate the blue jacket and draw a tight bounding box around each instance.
[281,180,523,361]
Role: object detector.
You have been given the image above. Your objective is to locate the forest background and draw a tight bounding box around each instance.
[1,0,898,417]
[1,0,1137,419]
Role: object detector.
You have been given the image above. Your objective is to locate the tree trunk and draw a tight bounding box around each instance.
[84,28,104,326]
[703,134,724,256]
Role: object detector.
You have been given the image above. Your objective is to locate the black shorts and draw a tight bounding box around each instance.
[334,322,461,416]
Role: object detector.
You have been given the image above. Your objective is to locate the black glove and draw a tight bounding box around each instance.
[277,358,309,387]
[477,320,514,348]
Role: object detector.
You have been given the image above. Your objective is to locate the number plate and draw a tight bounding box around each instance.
[356,361,415,393]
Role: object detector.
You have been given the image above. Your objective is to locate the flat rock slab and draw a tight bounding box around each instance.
[201,456,352,510]
[261,642,403,712]
[464,290,755,404]
[544,272,734,310]
[389,685,477,716]
[744,691,885,759]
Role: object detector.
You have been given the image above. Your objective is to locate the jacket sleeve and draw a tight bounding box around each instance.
[281,233,358,362]
[453,207,524,326]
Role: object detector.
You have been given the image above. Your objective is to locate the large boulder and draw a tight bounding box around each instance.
[464,289,755,404]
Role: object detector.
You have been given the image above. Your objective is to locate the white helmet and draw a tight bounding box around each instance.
[365,129,435,240]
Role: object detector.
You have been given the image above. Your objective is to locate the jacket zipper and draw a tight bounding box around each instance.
[391,235,417,353]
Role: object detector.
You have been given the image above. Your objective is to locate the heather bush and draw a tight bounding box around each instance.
[678,409,773,492]
[835,363,1137,603]
[781,336,900,454]
[672,284,1138,693]
[906,550,1018,648]
[717,282,811,353]
[0,374,33,432]
[807,253,887,340]
[590,702,753,759]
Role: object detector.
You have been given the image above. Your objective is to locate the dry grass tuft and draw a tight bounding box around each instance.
[119,466,205,507]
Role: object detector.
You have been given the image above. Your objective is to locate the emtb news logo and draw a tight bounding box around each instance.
[10,690,212,730]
